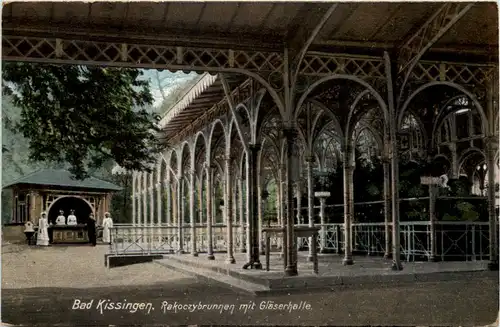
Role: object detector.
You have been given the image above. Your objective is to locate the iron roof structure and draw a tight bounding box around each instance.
[3,2,496,62]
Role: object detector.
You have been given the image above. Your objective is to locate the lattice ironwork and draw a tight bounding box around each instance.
[109,226,178,255]
[410,61,497,86]
[293,220,491,262]
[299,53,386,80]
[398,3,474,75]
[2,35,284,73]
[4,35,496,89]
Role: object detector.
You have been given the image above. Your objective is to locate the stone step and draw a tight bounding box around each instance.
[155,258,270,296]
[157,255,497,295]
[166,256,273,287]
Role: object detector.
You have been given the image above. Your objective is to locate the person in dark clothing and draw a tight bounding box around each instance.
[87,213,97,246]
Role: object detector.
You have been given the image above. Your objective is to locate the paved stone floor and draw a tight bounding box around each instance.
[165,251,489,277]
[2,243,499,326]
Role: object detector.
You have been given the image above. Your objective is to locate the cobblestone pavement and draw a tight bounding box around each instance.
[2,244,498,326]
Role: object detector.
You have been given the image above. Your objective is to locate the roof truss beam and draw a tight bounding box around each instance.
[290,4,339,83]
[397,3,474,97]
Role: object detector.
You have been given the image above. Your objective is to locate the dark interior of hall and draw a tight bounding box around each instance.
[47,197,92,224]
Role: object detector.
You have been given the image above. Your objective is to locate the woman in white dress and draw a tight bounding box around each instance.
[67,209,77,225]
[55,210,66,225]
[36,212,50,246]
[102,212,114,244]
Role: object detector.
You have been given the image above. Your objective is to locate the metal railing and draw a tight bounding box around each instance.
[109,221,492,261]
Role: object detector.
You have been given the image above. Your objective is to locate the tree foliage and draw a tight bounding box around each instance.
[308,151,488,223]
[2,62,166,179]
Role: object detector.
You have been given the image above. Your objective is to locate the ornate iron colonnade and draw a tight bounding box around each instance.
[3,2,498,274]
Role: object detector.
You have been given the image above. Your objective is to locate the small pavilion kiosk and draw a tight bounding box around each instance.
[2,169,121,244]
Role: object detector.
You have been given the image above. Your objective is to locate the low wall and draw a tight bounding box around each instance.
[2,224,27,244]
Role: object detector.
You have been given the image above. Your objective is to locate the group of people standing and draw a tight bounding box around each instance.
[36,211,114,246]
[54,209,78,225]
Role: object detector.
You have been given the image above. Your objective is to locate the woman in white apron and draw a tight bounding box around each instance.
[36,212,49,246]
[102,212,114,244]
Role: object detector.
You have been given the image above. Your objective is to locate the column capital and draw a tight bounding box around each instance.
[381,155,391,164]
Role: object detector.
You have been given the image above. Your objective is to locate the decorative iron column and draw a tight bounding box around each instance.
[306,156,315,262]
[206,166,215,260]
[276,177,281,228]
[212,181,217,241]
[243,144,262,269]
[283,128,298,276]
[165,179,171,226]
[165,179,171,240]
[198,174,204,249]
[177,176,184,253]
[132,193,137,226]
[225,156,235,263]
[156,183,162,225]
[245,158,251,262]
[486,137,499,270]
[154,183,161,241]
[142,189,147,226]
[238,177,245,253]
[384,52,403,271]
[296,181,303,224]
[149,187,154,226]
[319,196,327,252]
[232,178,238,251]
[279,163,287,260]
[486,76,499,270]
[137,192,142,226]
[382,156,391,259]
[257,173,264,255]
[172,184,177,241]
[189,169,198,256]
[343,150,354,265]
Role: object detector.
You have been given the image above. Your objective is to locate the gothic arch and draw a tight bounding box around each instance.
[398,81,488,135]
[295,75,390,129]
